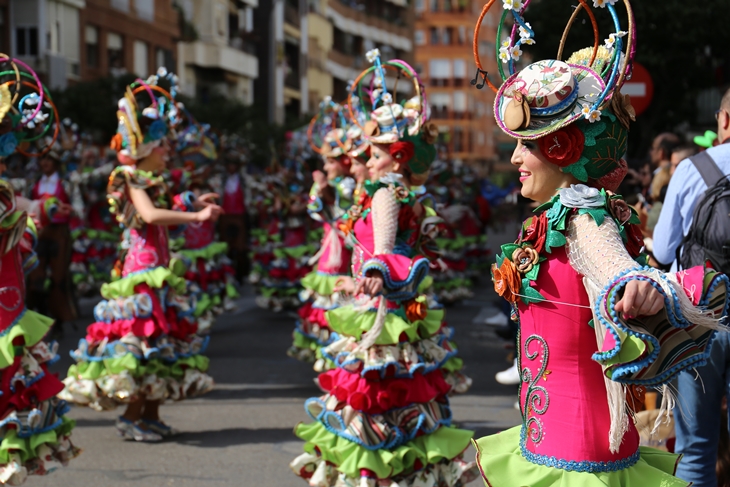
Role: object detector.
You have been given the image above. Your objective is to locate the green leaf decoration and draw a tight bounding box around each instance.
[580,207,606,226]
[588,319,595,329]
[501,243,521,260]
[496,253,504,267]
[524,263,540,282]
[545,229,566,253]
[555,210,569,231]
[563,160,589,182]
[521,282,546,304]
[635,254,648,266]
[538,256,547,263]
[628,212,641,225]
[582,120,607,145]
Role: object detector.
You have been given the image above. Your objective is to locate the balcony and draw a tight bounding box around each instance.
[180,40,259,79]
[285,3,301,28]
[327,0,411,51]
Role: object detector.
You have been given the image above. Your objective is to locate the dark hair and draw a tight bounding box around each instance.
[655,133,682,159]
[721,86,730,112]
[671,144,698,161]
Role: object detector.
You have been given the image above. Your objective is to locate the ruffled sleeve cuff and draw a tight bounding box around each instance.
[173,191,196,212]
[361,254,431,302]
[591,265,730,386]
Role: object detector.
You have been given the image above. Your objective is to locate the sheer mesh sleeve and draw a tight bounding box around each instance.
[371,187,399,255]
[565,213,639,288]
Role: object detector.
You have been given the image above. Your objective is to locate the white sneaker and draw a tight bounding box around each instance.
[484,312,509,327]
[495,359,521,385]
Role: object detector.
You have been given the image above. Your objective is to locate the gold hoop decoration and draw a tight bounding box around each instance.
[556,0,600,68]
[0,56,22,105]
[472,0,499,93]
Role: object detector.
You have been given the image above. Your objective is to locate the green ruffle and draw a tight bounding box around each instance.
[292,330,319,352]
[67,353,210,380]
[179,242,229,261]
[473,426,686,486]
[0,309,53,369]
[301,271,341,296]
[296,422,473,480]
[326,305,444,345]
[0,416,75,464]
[100,266,187,299]
[418,275,434,293]
[442,356,464,372]
[260,286,300,298]
[274,245,314,260]
[434,278,473,291]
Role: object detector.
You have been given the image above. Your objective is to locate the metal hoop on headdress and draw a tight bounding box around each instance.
[307,98,339,154]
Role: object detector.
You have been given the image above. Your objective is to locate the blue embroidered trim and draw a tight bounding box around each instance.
[0,308,28,338]
[304,397,453,450]
[520,426,640,472]
[592,266,728,386]
[529,84,580,117]
[0,400,70,440]
[323,332,457,379]
[361,257,430,302]
[70,335,210,363]
[179,191,196,212]
[294,320,339,347]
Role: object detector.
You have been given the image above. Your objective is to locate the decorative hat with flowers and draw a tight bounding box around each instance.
[348,50,438,176]
[473,0,636,191]
[111,68,180,162]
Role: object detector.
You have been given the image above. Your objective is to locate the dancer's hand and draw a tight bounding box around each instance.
[312,171,327,188]
[195,193,220,209]
[56,202,73,217]
[196,204,223,222]
[334,276,355,294]
[355,271,384,297]
[615,280,664,320]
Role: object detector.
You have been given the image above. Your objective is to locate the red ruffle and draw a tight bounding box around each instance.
[0,359,64,413]
[298,302,329,329]
[318,368,452,414]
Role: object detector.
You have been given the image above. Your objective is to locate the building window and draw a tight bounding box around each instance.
[415,0,425,13]
[156,48,173,71]
[429,58,452,87]
[429,0,438,12]
[442,27,452,45]
[133,40,148,78]
[443,0,452,12]
[135,0,154,22]
[107,32,124,73]
[458,26,467,45]
[415,30,425,46]
[111,0,130,13]
[429,27,439,45]
[15,27,39,56]
[86,25,99,67]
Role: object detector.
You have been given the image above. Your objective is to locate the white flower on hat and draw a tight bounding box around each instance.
[381,93,393,105]
[509,45,523,61]
[593,0,618,7]
[604,31,627,50]
[518,22,532,39]
[582,105,602,123]
[503,0,523,10]
[365,49,381,64]
[499,47,511,63]
[522,38,536,46]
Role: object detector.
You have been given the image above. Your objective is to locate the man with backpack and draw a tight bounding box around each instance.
[653,88,730,487]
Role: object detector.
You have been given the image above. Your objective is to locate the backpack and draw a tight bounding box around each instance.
[677,151,730,273]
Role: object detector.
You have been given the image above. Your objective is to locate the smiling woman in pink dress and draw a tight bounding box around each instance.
[470,1,730,486]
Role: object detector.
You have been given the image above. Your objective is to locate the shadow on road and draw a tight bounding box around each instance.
[172,427,295,447]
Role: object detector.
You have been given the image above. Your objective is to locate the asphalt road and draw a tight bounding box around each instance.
[34,284,521,487]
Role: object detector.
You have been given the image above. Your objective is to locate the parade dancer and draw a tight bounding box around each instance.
[290,52,476,487]
[288,104,357,364]
[0,59,80,483]
[470,1,730,485]
[60,74,221,442]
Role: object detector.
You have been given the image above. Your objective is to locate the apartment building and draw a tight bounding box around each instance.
[176,0,259,104]
[414,0,505,169]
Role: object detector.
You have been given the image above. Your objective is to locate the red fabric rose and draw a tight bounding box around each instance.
[389,141,415,163]
[537,125,585,167]
[522,212,548,254]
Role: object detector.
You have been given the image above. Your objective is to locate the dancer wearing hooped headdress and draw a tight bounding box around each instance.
[290,51,476,487]
[0,57,80,483]
[470,1,729,485]
[60,70,220,442]
[288,99,362,365]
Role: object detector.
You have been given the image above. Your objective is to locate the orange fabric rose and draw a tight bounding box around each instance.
[492,260,521,303]
[110,133,123,151]
[405,299,428,322]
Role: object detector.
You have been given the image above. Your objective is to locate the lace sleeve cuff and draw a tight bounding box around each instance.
[591,265,729,386]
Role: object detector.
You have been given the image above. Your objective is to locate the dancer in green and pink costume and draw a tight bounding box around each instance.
[470,1,729,485]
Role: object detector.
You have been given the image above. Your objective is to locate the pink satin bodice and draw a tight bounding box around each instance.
[121,224,171,276]
[517,246,639,466]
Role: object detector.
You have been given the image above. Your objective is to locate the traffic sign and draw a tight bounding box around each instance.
[621,62,654,117]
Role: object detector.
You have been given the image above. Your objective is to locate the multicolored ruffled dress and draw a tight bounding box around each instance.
[60,166,213,410]
[175,195,239,334]
[289,176,355,364]
[0,181,79,483]
[290,176,477,487]
[474,184,729,486]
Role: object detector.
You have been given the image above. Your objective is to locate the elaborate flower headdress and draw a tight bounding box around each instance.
[348,49,437,175]
[110,67,181,161]
[473,0,637,190]
[307,97,350,160]
[0,57,60,158]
